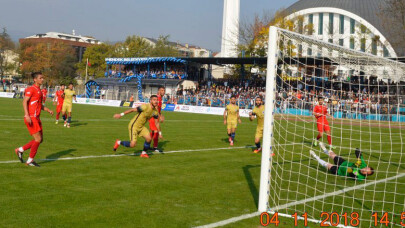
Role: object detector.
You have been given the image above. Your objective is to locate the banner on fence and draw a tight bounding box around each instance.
[120,101,134,107]
[0,92,15,98]
[76,98,122,107]
[174,105,252,117]
[162,104,176,111]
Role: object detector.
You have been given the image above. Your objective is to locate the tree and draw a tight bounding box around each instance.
[20,41,77,85]
[379,0,405,56]
[76,43,114,78]
[150,35,180,57]
[0,27,16,80]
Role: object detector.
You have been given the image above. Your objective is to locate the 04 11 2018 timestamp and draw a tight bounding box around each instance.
[260,212,405,227]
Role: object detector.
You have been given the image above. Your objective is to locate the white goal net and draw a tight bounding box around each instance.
[259,26,405,227]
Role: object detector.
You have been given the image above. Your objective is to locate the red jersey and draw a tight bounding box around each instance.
[157,94,163,114]
[314,105,328,121]
[25,85,43,118]
[41,88,47,102]
[55,89,65,106]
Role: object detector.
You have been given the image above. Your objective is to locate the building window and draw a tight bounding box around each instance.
[317,46,322,57]
[383,46,390,57]
[298,18,304,34]
[307,47,313,56]
[308,14,314,35]
[339,39,344,46]
[298,44,303,56]
[350,18,355,34]
[360,38,366,52]
[318,13,323,35]
[328,39,333,43]
[329,13,334,34]
[350,38,355,49]
[339,15,344,34]
[372,39,377,55]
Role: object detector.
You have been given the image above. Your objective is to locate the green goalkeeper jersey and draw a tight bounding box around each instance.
[337,155,368,180]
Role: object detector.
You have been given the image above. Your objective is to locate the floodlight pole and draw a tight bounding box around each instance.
[258,26,278,213]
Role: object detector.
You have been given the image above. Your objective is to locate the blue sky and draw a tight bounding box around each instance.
[1,0,298,51]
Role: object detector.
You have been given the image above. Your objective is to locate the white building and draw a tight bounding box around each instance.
[23,31,101,45]
[283,0,401,58]
[142,37,210,58]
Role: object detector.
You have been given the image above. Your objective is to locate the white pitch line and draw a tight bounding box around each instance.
[194,172,405,228]
[0,146,250,164]
[0,143,301,165]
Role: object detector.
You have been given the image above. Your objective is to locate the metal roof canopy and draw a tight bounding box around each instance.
[105,56,405,66]
[180,57,340,66]
[94,78,182,87]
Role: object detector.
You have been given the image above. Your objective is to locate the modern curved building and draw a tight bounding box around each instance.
[283,0,402,58]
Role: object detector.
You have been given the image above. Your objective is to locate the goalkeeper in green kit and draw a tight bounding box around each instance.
[310,143,374,180]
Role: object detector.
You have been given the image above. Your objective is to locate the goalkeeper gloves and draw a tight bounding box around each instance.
[347,168,353,173]
[355,159,362,167]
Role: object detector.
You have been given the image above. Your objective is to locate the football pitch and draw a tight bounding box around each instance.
[0,98,404,228]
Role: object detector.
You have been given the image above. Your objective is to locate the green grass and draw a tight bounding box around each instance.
[0,98,404,228]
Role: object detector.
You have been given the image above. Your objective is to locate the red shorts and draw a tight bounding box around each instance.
[149,118,158,131]
[25,117,42,135]
[56,104,63,113]
[317,119,330,133]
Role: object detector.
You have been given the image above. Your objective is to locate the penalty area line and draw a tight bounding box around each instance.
[0,143,300,165]
[194,172,405,228]
[0,146,248,164]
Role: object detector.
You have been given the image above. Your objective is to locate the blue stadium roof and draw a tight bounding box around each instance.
[105,57,186,65]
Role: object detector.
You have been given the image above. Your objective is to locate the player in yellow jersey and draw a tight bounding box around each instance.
[224,95,241,146]
[249,97,265,153]
[61,83,77,128]
[112,95,162,158]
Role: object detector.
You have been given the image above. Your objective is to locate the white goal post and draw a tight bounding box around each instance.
[258,26,405,227]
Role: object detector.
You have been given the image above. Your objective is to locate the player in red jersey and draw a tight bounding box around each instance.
[53,84,66,124]
[149,86,165,152]
[41,87,47,104]
[313,97,335,149]
[14,72,54,167]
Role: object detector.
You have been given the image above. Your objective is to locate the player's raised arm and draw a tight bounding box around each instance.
[113,106,141,119]
[42,105,53,116]
[249,112,256,121]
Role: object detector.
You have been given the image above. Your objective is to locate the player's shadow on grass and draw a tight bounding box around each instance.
[70,121,88,127]
[40,149,76,164]
[303,139,314,146]
[158,140,170,151]
[243,164,261,208]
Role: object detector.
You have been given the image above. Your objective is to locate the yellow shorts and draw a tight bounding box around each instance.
[255,127,264,139]
[128,126,149,143]
[227,121,237,130]
[62,103,72,113]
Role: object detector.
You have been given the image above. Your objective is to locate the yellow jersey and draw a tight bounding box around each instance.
[129,104,158,130]
[252,105,265,129]
[63,89,76,105]
[225,104,239,122]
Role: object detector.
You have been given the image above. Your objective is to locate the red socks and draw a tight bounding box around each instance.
[29,141,41,159]
[56,113,60,120]
[153,132,159,148]
[317,134,322,140]
[327,135,332,145]
[22,140,35,151]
